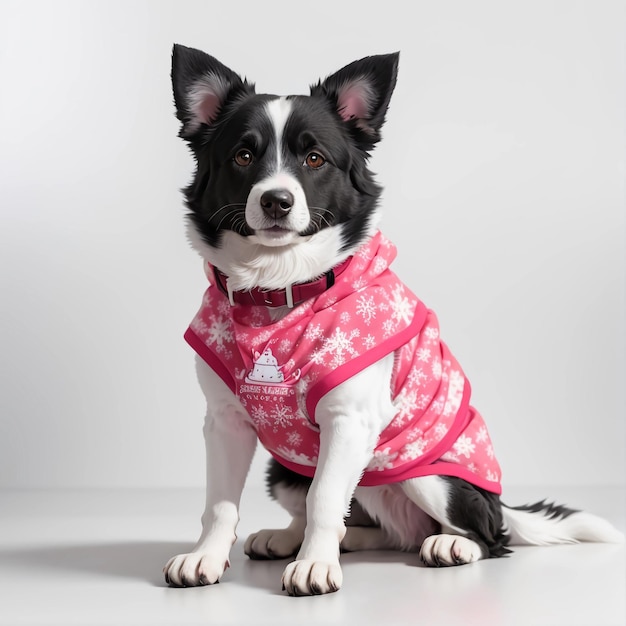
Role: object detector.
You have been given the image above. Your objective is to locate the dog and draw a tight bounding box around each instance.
[164,44,623,596]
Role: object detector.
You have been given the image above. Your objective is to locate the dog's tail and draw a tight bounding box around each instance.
[501,500,624,546]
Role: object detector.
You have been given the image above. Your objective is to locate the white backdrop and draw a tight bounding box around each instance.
[0,0,623,490]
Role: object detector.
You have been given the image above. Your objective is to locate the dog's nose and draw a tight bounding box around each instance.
[260,189,294,219]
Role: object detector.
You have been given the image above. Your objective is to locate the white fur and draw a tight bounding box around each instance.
[502,506,625,546]
[187,221,354,291]
[164,358,257,587]
[352,483,439,551]
[265,97,292,172]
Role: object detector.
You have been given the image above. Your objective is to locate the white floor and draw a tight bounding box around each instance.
[0,486,623,626]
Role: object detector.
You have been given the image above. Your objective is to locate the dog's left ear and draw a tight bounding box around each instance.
[171,44,255,142]
[311,52,399,146]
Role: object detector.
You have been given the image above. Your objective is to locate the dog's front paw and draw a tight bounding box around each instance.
[419,534,482,567]
[163,551,230,587]
[281,559,342,596]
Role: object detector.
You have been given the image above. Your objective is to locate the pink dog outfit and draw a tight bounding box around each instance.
[185,232,502,494]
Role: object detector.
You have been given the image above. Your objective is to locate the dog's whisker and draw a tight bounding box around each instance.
[215,205,246,231]
[309,206,334,231]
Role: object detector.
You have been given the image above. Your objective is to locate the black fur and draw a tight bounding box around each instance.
[441,476,512,559]
[266,456,312,499]
[503,499,579,520]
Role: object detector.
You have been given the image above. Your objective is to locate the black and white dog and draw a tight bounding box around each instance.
[164,45,623,596]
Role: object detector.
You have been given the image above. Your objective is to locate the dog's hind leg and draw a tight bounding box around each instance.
[244,460,308,559]
[245,460,404,558]
[400,475,511,567]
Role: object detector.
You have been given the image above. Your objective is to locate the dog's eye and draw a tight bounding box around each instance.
[234,149,254,167]
[304,152,325,169]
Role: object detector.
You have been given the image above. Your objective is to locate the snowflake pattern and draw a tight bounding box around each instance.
[400,438,428,461]
[287,431,303,447]
[186,231,502,491]
[356,294,377,326]
[367,447,398,471]
[311,327,360,369]
[270,404,294,431]
[452,434,476,458]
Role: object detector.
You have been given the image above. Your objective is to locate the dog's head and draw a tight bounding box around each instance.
[171,45,399,289]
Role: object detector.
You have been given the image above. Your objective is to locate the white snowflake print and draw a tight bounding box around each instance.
[452,434,476,459]
[356,294,377,326]
[382,319,396,338]
[390,284,413,326]
[373,256,388,274]
[476,426,488,444]
[394,388,419,424]
[407,367,428,388]
[434,422,448,439]
[442,389,463,418]
[270,404,294,431]
[352,276,368,291]
[467,462,477,474]
[217,299,231,316]
[278,338,292,355]
[486,470,500,482]
[311,327,360,368]
[431,358,442,379]
[275,446,316,467]
[340,311,351,325]
[206,316,234,353]
[400,438,428,461]
[486,444,495,459]
[304,323,324,342]
[431,395,445,413]
[251,329,272,348]
[417,393,432,410]
[417,347,431,363]
[406,427,424,442]
[249,404,271,429]
[286,431,303,447]
[362,334,377,350]
[367,447,398,471]
[424,326,439,341]
[448,370,464,395]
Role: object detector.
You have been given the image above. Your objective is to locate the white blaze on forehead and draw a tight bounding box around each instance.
[265,97,293,172]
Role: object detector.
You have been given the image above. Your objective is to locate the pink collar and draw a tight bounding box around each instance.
[212,256,353,308]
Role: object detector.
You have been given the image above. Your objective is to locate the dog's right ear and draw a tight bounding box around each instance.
[171,45,254,140]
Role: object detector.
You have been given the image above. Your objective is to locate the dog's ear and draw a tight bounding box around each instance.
[171,44,255,140]
[310,53,399,147]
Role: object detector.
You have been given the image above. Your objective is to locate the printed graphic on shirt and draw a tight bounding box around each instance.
[238,343,318,467]
[245,348,301,385]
